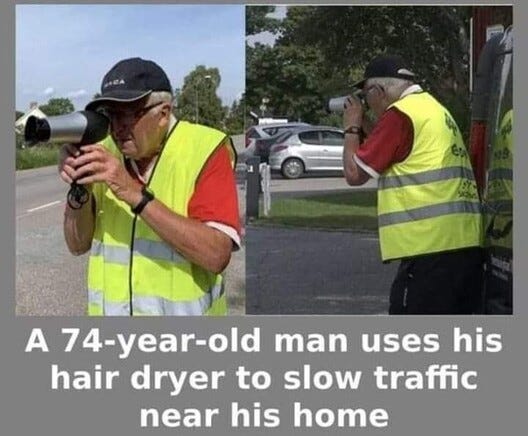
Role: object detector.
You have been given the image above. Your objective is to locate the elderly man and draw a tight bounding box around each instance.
[342,55,482,314]
[59,57,240,316]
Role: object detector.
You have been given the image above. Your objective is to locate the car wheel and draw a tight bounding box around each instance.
[281,158,304,179]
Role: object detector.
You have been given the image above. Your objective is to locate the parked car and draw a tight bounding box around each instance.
[244,122,311,150]
[268,126,345,179]
[254,130,296,163]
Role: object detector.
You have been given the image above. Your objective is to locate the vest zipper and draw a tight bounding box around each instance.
[129,215,139,316]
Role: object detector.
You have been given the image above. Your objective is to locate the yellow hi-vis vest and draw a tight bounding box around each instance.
[377,92,482,261]
[87,121,233,316]
[485,109,513,251]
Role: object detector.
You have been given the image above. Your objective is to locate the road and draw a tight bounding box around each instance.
[246,226,396,315]
[243,169,395,315]
[16,166,86,315]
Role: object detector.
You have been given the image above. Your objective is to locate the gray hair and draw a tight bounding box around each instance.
[147,91,174,108]
[367,77,414,100]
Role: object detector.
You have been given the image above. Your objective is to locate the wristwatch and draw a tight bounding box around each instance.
[131,186,155,215]
[344,125,362,135]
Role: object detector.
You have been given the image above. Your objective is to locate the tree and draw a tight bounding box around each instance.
[280,6,470,95]
[224,95,246,135]
[39,98,75,116]
[246,6,281,35]
[246,5,472,135]
[175,66,225,130]
[246,43,327,123]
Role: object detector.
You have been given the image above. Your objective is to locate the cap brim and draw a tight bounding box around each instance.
[85,90,152,111]
[351,79,366,89]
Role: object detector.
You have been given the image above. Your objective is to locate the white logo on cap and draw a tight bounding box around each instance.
[103,79,125,88]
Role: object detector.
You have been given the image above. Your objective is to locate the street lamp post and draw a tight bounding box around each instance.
[195,75,212,123]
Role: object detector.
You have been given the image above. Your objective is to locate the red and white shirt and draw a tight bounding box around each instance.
[353,85,423,178]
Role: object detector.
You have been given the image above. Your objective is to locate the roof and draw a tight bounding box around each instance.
[15,106,47,135]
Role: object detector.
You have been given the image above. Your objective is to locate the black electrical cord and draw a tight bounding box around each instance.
[67,182,89,209]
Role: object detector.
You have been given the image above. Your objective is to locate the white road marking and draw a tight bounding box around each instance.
[27,200,62,213]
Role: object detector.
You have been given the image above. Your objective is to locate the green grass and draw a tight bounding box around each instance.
[16,144,60,170]
[255,190,379,231]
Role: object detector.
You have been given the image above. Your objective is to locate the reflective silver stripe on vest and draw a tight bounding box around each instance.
[90,240,129,264]
[485,199,513,214]
[91,239,185,265]
[488,168,513,182]
[379,166,475,190]
[378,201,482,228]
[133,239,186,263]
[88,289,130,316]
[89,285,224,316]
[88,288,103,307]
[133,284,224,316]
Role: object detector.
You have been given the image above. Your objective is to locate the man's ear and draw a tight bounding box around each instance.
[158,103,172,127]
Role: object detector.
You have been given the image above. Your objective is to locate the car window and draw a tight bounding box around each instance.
[321,130,344,146]
[298,130,321,145]
[246,128,261,139]
[273,131,293,142]
[276,125,301,134]
[263,127,280,136]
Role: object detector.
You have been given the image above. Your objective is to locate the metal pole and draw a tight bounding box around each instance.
[246,157,261,222]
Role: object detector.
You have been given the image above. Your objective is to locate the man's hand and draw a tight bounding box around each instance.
[70,144,142,206]
[343,94,364,131]
[58,143,82,185]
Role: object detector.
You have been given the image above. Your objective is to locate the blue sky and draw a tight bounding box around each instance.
[16,4,245,112]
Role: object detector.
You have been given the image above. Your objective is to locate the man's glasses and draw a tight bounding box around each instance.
[355,84,383,110]
[100,101,165,123]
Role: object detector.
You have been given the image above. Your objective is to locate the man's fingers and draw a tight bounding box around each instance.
[60,169,74,185]
[73,161,104,180]
[79,144,105,154]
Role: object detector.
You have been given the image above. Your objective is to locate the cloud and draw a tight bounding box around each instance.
[66,89,88,99]
[43,87,54,95]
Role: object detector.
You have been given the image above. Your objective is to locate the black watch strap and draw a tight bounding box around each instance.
[131,186,155,215]
[344,125,362,135]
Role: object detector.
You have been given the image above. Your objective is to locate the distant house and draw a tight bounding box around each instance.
[15,102,47,135]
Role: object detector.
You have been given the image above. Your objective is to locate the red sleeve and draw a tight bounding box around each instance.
[188,144,241,235]
[355,108,414,175]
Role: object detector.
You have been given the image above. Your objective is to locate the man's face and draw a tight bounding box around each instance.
[362,81,387,119]
[101,98,169,160]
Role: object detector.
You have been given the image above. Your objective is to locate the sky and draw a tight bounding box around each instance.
[16,4,245,112]
[246,5,287,47]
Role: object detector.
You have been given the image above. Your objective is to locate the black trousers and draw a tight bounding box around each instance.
[389,247,484,315]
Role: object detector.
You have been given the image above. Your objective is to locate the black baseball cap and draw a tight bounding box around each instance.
[85,57,172,111]
[352,54,416,89]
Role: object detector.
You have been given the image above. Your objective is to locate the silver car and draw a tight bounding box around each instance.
[244,122,311,153]
[268,126,345,179]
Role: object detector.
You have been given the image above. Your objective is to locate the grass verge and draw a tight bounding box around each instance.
[255,189,378,231]
[16,144,60,170]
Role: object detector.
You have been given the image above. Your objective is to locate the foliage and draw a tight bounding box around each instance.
[224,95,247,135]
[174,66,226,130]
[246,5,472,133]
[39,98,75,116]
[280,6,470,97]
[246,43,327,123]
[16,143,60,170]
[246,6,281,35]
